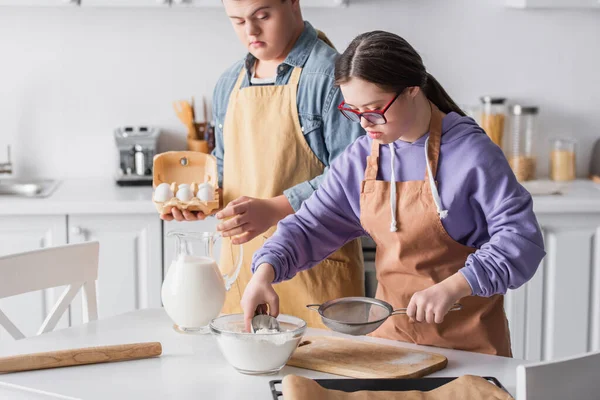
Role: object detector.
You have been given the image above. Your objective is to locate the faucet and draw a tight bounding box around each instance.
[0,145,13,175]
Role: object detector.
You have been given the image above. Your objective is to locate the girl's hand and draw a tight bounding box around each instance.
[241,263,279,332]
[406,272,472,324]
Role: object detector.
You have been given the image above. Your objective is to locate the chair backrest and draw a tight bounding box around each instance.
[516,350,600,400]
[0,242,99,340]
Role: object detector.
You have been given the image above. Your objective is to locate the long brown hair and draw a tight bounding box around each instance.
[335,31,465,116]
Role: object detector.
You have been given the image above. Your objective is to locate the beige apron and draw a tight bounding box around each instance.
[359,103,512,357]
[219,64,364,328]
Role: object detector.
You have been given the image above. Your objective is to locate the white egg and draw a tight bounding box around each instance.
[178,183,191,190]
[176,186,194,202]
[196,183,215,201]
[154,183,174,202]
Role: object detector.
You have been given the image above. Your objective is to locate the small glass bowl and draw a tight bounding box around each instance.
[209,314,306,375]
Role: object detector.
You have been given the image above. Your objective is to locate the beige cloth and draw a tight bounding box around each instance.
[219,61,364,328]
[316,29,336,49]
[282,375,514,400]
[359,103,512,356]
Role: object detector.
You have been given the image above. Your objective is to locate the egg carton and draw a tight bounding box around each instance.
[152,151,220,215]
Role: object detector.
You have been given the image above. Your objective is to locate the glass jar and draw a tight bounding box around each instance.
[480,96,507,147]
[550,138,577,181]
[505,105,539,182]
[162,231,242,334]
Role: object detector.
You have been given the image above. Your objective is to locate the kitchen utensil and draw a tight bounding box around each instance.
[152,151,220,215]
[162,231,243,334]
[173,100,197,139]
[251,305,281,333]
[0,342,162,374]
[210,314,306,375]
[187,96,210,153]
[270,375,512,400]
[589,138,600,179]
[287,336,447,379]
[190,96,196,123]
[306,297,462,336]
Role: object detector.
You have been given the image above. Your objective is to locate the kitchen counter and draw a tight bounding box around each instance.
[0,178,598,216]
[525,179,600,213]
[0,178,155,215]
[0,308,528,399]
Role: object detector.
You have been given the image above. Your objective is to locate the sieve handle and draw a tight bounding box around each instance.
[306,304,321,312]
[390,303,463,316]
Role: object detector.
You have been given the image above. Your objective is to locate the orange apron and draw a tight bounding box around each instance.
[359,103,512,357]
[219,65,364,328]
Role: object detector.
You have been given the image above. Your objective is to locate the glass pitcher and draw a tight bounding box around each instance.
[161,231,243,334]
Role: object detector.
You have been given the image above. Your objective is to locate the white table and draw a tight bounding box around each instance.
[0,309,527,399]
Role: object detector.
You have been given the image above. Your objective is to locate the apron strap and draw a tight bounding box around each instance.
[289,67,302,86]
[424,102,443,181]
[423,102,448,219]
[316,29,336,50]
[233,67,246,92]
[364,139,380,181]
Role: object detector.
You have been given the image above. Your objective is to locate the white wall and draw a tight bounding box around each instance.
[0,0,598,180]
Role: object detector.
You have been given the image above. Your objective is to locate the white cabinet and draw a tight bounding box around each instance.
[0,213,162,341]
[2,0,348,6]
[0,0,78,5]
[0,216,68,341]
[80,0,168,6]
[506,212,600,361]
[506,0,600,8]
[68,214,162,325]
[177,0,347,6]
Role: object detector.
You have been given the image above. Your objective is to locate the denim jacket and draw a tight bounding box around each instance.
[211,21,365,211]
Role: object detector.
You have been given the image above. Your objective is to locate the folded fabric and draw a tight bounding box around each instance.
[281,375,513,400]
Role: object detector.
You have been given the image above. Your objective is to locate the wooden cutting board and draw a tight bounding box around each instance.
[287,336,447,379]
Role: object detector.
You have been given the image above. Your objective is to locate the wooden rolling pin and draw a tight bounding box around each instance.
[0,342,162,374]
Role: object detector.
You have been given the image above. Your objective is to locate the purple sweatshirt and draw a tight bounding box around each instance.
[251,112,546,297]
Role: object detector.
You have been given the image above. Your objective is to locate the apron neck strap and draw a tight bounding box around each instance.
[233,67,246,92]
[364,139,381,181]
[289,67,302,86]
[424,102,443,181]
[363,102,443,183]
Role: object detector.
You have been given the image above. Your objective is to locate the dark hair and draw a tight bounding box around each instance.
[335,31,465,117]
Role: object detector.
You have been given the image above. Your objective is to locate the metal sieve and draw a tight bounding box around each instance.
[306,297,463,336]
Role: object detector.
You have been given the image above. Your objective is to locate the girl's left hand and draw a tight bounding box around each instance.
[406,273,472,324]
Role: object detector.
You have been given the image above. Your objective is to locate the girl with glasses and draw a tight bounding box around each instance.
[240,31,545,356]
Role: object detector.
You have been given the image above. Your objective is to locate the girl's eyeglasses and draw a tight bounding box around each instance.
[338,92,401,125]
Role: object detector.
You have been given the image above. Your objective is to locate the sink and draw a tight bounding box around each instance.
[0,179,61,198]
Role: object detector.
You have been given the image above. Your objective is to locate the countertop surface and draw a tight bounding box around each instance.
[0,178,155,215]
[0,178,599,216]
[0,308,528,399]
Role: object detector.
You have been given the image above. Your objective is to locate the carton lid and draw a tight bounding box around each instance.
[153,151,219,189]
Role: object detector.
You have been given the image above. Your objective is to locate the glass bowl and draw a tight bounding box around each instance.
[209,313,306,375]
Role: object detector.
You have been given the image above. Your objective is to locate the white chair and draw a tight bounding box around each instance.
[0,242,99,340]
[516,351,600,400]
